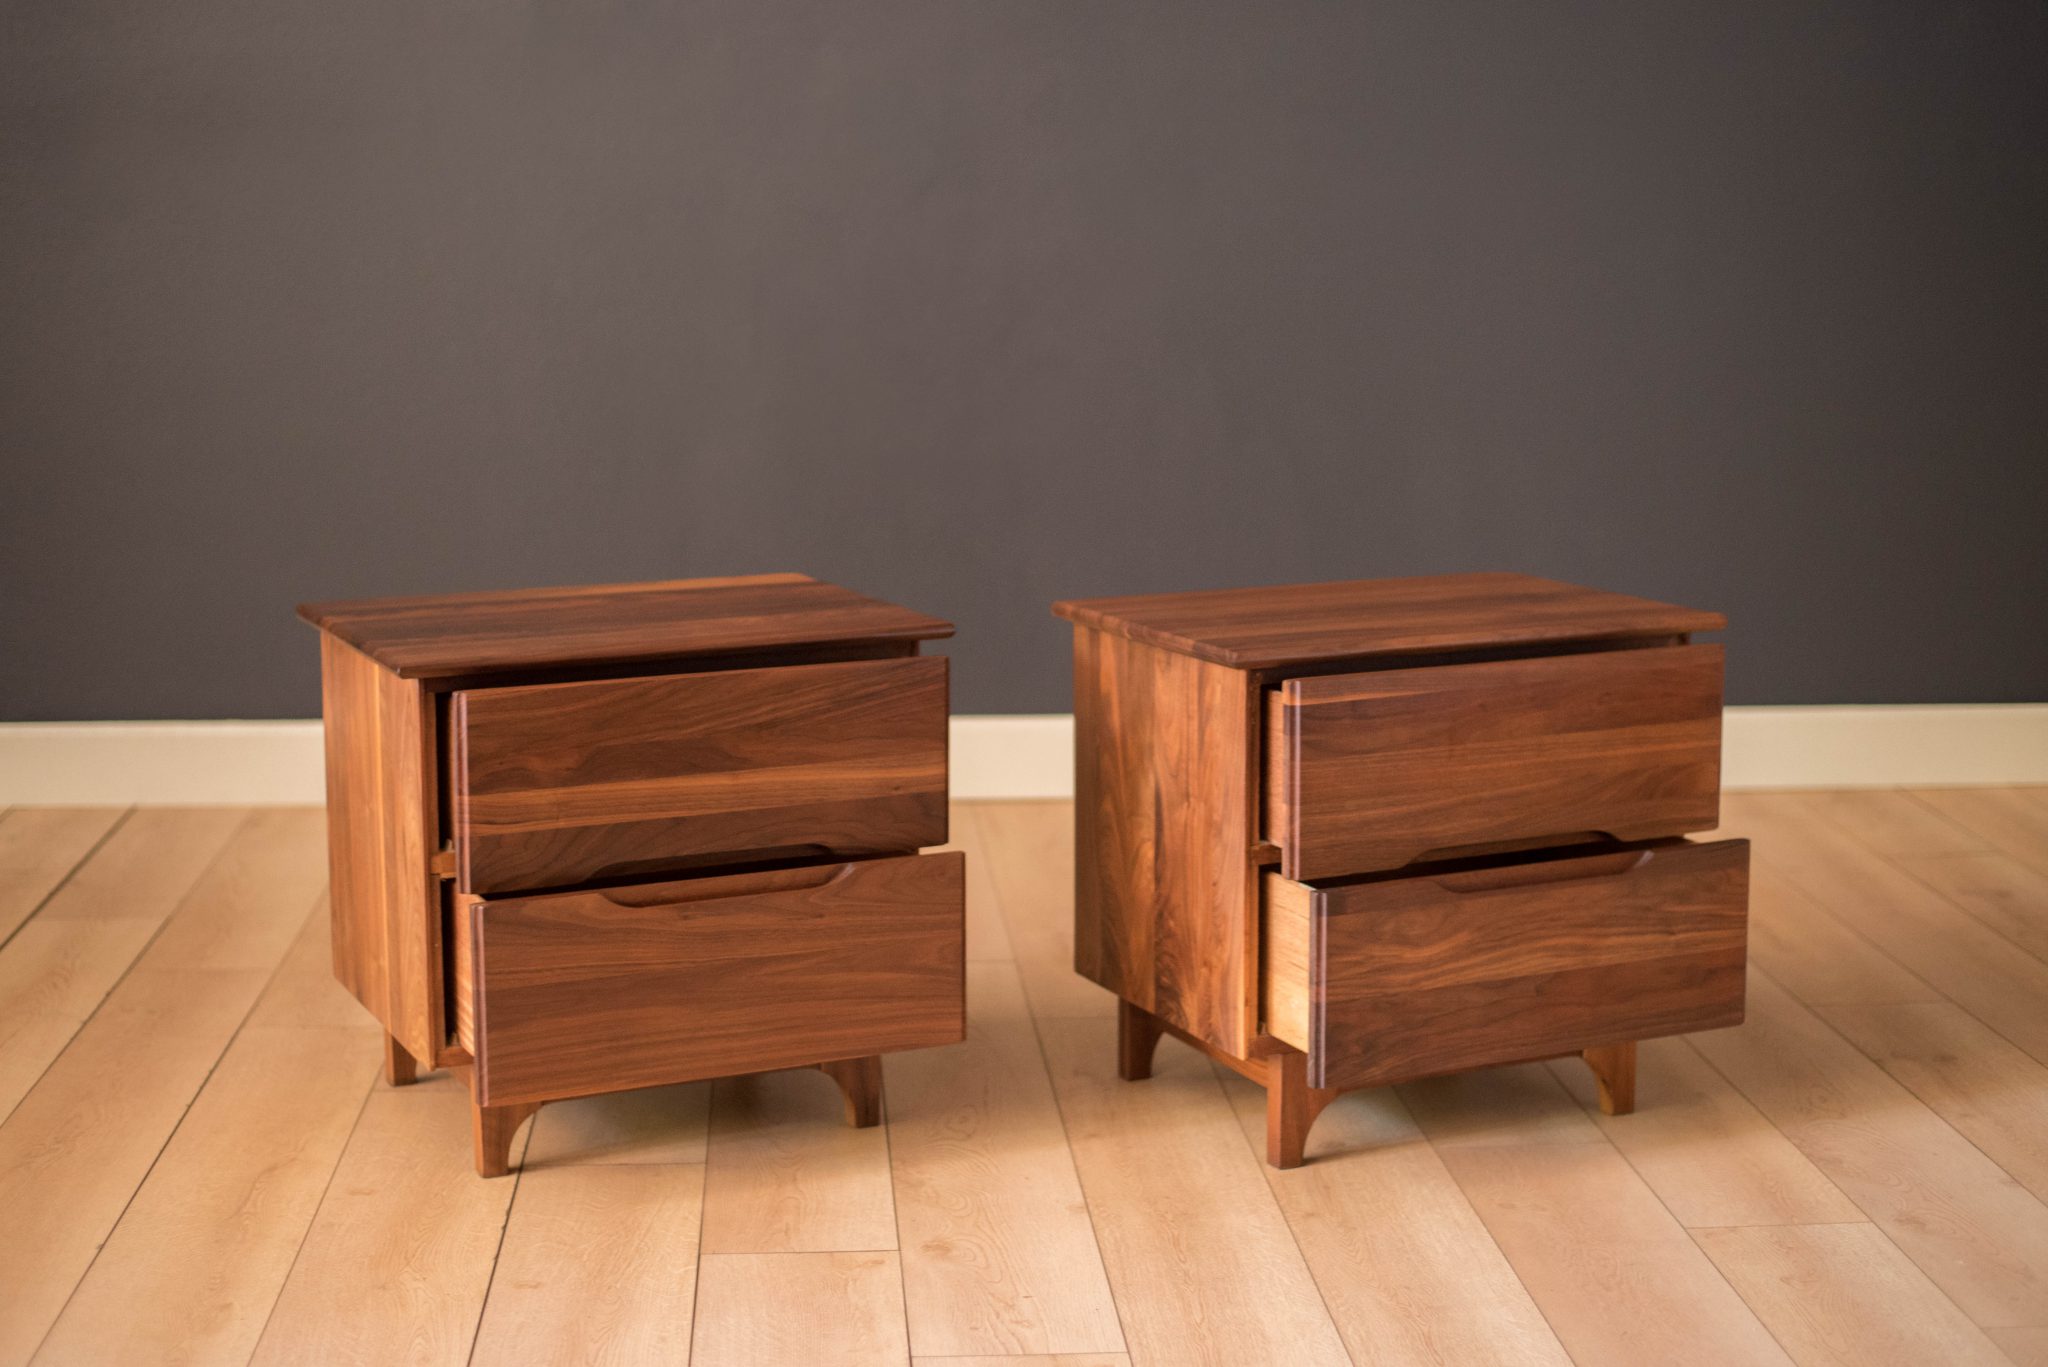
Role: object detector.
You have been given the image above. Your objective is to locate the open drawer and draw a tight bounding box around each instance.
[452,655,948,894]
[1262,643,1724,881]
[1261,838,1748,1090]
[455,852,965,1106]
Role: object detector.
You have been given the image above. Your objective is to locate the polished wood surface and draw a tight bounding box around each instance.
[1265,643,1726,880]
[452,656,948,893]
[1055,572,1724,670]
[1266,840,1748,1090]
[1071,626,1258,1055]
[320,635,443,1062]
[4,794,2046,1363]
[466,853,966,1107]
[299,573,953,681]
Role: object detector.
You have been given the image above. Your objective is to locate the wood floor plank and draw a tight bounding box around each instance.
[251,1081,526,1366]
[950,803,1015,963]
[971,802,1111,1021]
[1695,1223,2009,1366]
[693,1251,910,1367]
[887,961,1123,1358]
[1397,1061,1607,1148]
[0,809,328,1367]
[1736,792,2048,1062]
[701,1067,896,1253]
[470,1164,704,1366]
[912,1356,1131,1366]
[1806,789,1989,856]
[1818,1002,2048,1203]
[524,1082,711,1167]
[1550,1036,1862,1227]
[1437,1142,1792,1367]
[0,807,124,944]
[0,806,245,1119]
[1892,850,2048,965]
[1745,861,1942,1007]
[1989,1325,2048,1366]
[1036,1019,1350,1367]
[1216,1071,1571,1366]
[33,898,380,1367]
[1911,788,2048,877]
[1691,971,2048,1328]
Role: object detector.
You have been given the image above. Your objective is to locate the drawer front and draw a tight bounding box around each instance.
[1264,643,1723,880]
[1262,839,1748,1090]
[465,852,965,1106]
[453,656,947,894]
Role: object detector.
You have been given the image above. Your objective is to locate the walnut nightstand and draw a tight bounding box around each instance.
[1054,573,1749,1168]
[299,574,965,1175]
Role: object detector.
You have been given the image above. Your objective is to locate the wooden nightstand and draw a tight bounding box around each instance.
[1054,573,1749,1168]
[299,574,965,1176]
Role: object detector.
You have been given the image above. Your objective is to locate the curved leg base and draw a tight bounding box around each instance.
[1582,1041,1638,1115]
[816,1055,884,1128]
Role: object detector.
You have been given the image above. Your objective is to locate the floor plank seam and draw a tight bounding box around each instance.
[464,1140,531,1367]
[28,881,329,1366]
[0,805,133,957]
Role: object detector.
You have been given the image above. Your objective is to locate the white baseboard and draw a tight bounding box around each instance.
[1,707,2043,805]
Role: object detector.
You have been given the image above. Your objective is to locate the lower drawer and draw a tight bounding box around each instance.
[457,852,965,1106]
[1262,838,1748,1090]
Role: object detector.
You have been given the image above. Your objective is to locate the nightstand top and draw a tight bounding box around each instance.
[1052,572,1723,669]
[298,573,953,679]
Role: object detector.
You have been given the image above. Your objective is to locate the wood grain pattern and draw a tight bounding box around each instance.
[1691,970,2048,1329]
[469,1164,705,1366]
[452,656,948,894]
[1910,787,2048,878]
[1893,849,2048,964]
[1054,572,1724,670]
[522,1081,711,1166]
[251,1085,526,1366]
[1036,1016,1352,1366]
[693,1252,910,1367]
[888,961,1124,1358]
[1439,1142,1792,1366]
[468,853,965,1107]
[1271,840,1749,1090]
[1266,645,1725,879]
[1550,1037,1861,1227]
[701,1068,898,1254]
[320,634,442,1062]
[0,806,122,944]
[1694,1223,2010,1367]
[1216,1074,1574,1366]
[1071,626,1258,1054]
[300,572,953,680]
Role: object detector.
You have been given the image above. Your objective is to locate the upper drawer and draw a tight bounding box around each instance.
[1263,644,1723,881]
[452,656,948,893]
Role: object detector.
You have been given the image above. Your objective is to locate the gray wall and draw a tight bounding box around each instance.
[5,1,2044,719]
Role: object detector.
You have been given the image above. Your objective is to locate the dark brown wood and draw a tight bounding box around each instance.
[451,657,948,894]
[1266,644,1725,880]
[1280,839,1749,1090]
[383,1034,420,1087]
[1117,997,1166,1081]
[1582,1041,1638,1115]
[816,1055,884,1128]
[319,636,444,1065]
[1073,626,1259,1056]
[300,573,953,681]
[1055,572,1724,671]
[465,853,966,1107]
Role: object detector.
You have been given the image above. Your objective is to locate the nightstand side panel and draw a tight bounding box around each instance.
[1073,625,1257,1055]
[320,634,443,1062]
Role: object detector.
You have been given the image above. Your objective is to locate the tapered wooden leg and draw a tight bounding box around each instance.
[817,1055,884,1128]
[383,1033,419,1087]
[472,1098,543,1178]
[1118,998,1166,1082]
[1582,1041,1638,1115]
[1265,1050,1340,1169]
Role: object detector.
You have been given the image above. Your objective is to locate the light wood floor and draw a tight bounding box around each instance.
[2,790,2046,1365]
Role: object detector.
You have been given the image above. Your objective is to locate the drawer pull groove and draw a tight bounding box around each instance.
[1430,847,1652,893]
[594,860,856,907]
